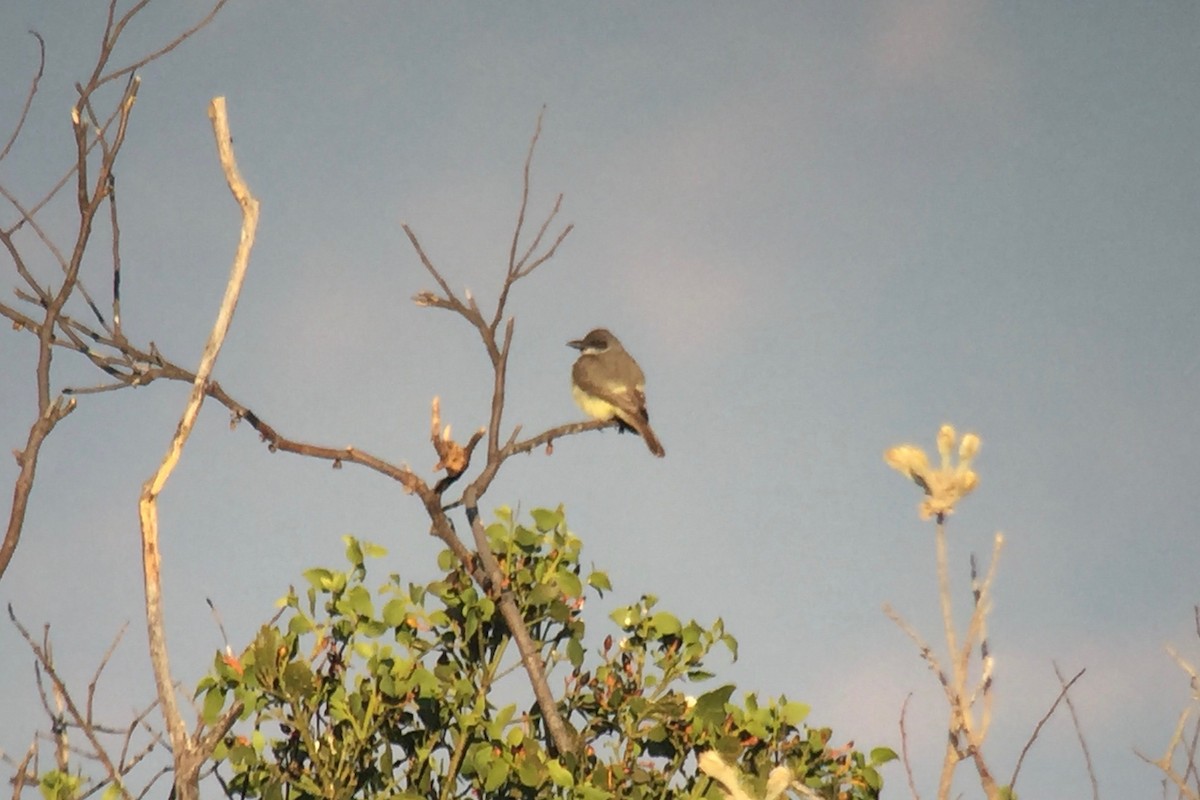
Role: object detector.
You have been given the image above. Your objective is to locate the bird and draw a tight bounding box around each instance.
[568,328,665,457]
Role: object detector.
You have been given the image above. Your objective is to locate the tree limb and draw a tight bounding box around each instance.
[138,96,256,800]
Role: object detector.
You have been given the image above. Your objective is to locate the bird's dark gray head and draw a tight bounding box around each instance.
[568,328,619,353]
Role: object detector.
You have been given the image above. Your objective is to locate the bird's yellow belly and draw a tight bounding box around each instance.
[572,385,619,421]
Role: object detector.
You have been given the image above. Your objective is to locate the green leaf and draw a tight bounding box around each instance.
[555,569,583,598]
[344,584,374,618]
[513,524,541,548]
[302,567,334,591]
[531,507,563,532]
[780,700,810,726]
[870,746,899,764]
[489,704,516,738]
[517,752,544,787]
[528,583,557,606]
[566,637,585,668]
[437,549,456,571]
[362,541,388,558]
[692,684,736,725]
[486,522,511,543]
[201,686,226,724]
[610,605,639,629]
[650,611,682,637]
[40,770,81,800]
[382,597,409,627]
[359,619,388,638]
[587,571,612,592]
[721,632,739,661]
[344,536,364,568]
[484,758,509,791]
[546,759,574,788]
[281,661,313,695]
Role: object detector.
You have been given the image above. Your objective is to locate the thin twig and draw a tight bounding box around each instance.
[884,603,953,698]
[1053,661,1098,800]
[0,31,45,164]
[86,622,129,725]
[8,606,135,800]
[496,107,544,333]
[10,738,38,800]
[95,0,231,89]
[898,693,921,800]
[1009,666,1086,790]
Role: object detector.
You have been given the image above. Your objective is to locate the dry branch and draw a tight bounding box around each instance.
[8,606,140,800]
[0,0,231,582]
[136,96,255,800]
[887,527,1005,799]
[2,22,597,766]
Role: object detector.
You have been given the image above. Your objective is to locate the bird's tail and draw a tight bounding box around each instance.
[638,421,666,458]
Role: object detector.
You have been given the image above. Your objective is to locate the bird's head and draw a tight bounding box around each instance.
[568,328,619,354]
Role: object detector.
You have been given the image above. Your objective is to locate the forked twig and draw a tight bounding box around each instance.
[1009,666,1086,790]
[8,606,135,800]
[1053,661,1098,800]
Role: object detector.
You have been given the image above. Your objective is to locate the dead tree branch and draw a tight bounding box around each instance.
[1009,666,1086,791]
[887,528,1005,799]
[8,605,159,800]
[136,96,254,800]
[0,31,45,165]
[3,25,589,762]
[0,0,231,582]
[398,110,588,755]
[1138,607,1200,800]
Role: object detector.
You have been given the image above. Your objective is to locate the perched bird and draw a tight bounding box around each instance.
[568,328,665,457]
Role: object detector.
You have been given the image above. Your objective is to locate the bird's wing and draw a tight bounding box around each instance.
[573,358,648,420]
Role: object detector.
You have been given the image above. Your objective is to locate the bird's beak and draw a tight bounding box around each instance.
[567,338,585,350]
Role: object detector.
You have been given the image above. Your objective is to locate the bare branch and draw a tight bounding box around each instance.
[402,223,459,307]
[0,24,148,582]
[396,113,587,757]
[504,418,616,459]
[1009,666,1086,791]
[10,737,38,800]
[8,606,136,800]
[95,0,231,89]
[501,107,544,315]
[884,603,953,699]
[1053,661,1099,800]
[490,107,574,334]
[0,31,45,164]
[138,96,257,800]
[898,693,921,800]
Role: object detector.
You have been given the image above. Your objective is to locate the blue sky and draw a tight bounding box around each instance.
[2,2,1198,797]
